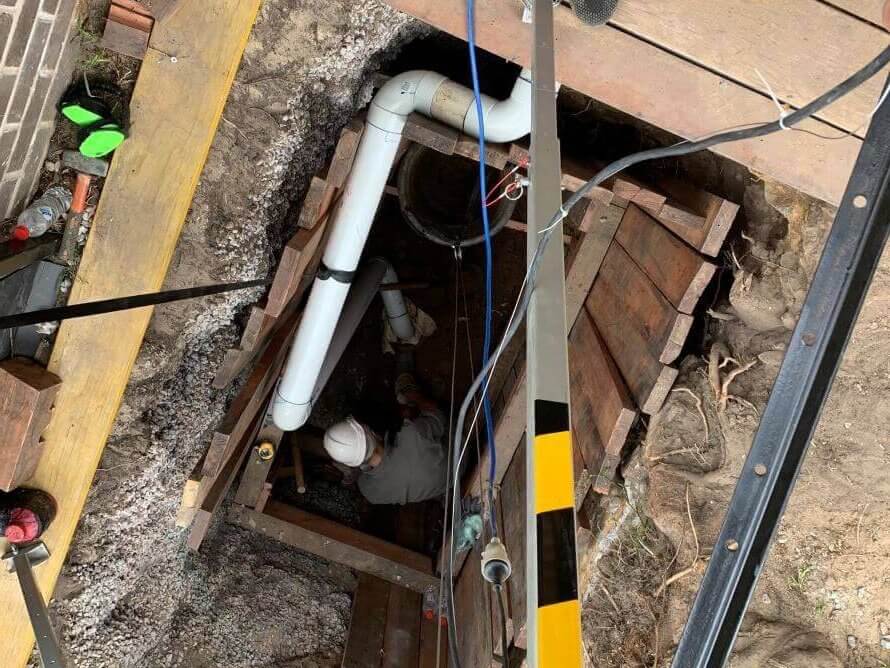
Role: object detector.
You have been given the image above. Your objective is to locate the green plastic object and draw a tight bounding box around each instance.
[79,124,127,158]
[456,513,484,552]
[60,103,104,127]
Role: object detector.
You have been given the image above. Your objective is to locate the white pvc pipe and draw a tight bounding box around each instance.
[381,263,414,342]
[272,69,535,431]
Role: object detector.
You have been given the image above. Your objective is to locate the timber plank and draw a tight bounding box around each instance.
[382,506,424,667]
[0,1,261,664]
[615,204,717,314]
[569,310,637,493]
[500,442,526,649]
[230,502,439,593]
[609,0,888,136]
[652,178,739,257]
[265,221,329,318]
[593,241,693,366]
[381,0,863,205]
[824,0,886,27]
[343,574,390,668]
[404,113,459,155]
[454,547,493,668]
[200,302,303,481]
[585,254,680,415]
[187,403,267,550]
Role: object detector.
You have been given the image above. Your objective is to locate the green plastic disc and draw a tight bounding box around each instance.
[61,103,104,127]
[79,124,126,158]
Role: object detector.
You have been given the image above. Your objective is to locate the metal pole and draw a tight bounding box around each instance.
[6,543,67,667]
[672,77,890,667]
[526,1,581,666]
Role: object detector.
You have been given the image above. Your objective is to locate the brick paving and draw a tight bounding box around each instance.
[0,0,78,221]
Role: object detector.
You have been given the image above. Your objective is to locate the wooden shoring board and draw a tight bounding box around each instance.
[440,202,624,580]
[382,0,864,205]
[343,574,392,668]
[615,204,717,314]
[568,309,637,493]
[229,501,439,593]
[0,1,262,665]
[212,121,363,389]
[381,505,425,668]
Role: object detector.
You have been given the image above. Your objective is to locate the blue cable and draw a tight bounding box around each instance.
[466,0,498,536]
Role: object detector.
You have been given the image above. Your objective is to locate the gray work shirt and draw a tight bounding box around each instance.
[358,409,448,505]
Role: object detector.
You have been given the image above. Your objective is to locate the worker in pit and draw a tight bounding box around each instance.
[323,372,448,505]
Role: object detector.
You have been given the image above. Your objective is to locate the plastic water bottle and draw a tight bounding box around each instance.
[12,185,73,240]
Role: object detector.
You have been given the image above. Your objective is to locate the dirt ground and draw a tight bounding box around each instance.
[35,1,890,667]
[581,178,890,668]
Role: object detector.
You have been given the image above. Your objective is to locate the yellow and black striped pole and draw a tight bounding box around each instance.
[526,0,582,665]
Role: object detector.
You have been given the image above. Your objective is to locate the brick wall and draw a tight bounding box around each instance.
[0,0,78,221]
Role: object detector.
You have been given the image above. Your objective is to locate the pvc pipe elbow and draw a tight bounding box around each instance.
[462,68,533,143]
[272,390,313,431]
[369,70,449,132]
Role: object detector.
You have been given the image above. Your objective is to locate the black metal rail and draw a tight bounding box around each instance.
[673,78,890,667]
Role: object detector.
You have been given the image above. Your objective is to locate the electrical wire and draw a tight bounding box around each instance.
[436,256,462,668]
[466,0,499,538]
[443,45,890,667]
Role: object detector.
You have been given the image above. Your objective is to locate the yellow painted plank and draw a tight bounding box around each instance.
[0,1,261,665]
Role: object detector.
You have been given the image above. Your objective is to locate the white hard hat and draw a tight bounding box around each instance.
[324,417,370,467]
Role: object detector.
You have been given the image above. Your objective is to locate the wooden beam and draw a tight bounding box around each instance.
[228,501,439,593]
[652,178,739,257]
[0,359,61,492]
[382,0,864,205]
[615,204,717,314]
[343,574,391,668]
[569,309,637,493]
[824,0,887,27]
[187,402,267,551]
[0,2,261,664]
[585,246,681,415]
[608,0,888,136]
[593,241,693,365]
[265,221,329,318]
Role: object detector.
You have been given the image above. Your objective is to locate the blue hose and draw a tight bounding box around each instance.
[466,0,498,536]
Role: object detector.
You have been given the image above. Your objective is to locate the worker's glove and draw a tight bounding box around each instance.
[396,372,419,405]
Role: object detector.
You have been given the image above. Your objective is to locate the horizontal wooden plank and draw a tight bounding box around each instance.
[0,0,262,664]
[611,0,888,136]
[823,0,886,27]
[229,502,438,593]
[382,0,864,205]
[615,204,717,313]
[652,178,739,257]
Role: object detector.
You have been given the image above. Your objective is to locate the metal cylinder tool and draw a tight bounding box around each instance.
[3,541,67,667]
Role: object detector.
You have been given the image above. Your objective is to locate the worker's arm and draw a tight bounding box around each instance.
[403,389,446,442]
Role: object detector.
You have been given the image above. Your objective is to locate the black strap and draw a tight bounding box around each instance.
[316,262,355,283]
[0,278,269,330]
